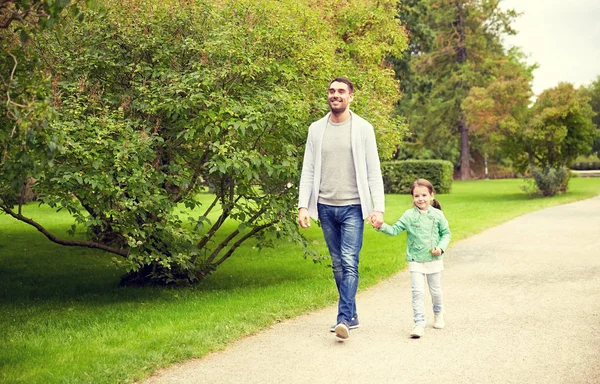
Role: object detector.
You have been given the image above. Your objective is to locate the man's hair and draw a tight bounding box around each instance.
[329,77,354,94]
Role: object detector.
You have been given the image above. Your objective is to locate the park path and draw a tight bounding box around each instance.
[145,196,600,384]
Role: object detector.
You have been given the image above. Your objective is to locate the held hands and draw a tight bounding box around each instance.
[297,208,311,228]
[431,247,443,256]
[369,211,384,229]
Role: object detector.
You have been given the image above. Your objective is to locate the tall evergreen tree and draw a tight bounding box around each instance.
[396,0,520,179]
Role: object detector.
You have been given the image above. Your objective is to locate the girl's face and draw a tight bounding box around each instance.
[412,185,434,210]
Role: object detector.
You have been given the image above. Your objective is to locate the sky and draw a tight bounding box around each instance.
[501,0,600,97]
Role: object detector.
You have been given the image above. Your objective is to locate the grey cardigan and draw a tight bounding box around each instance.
[298,111,385,220]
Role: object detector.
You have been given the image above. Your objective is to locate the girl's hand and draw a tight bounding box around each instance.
[369,211,383,229]
[431,247,443,256]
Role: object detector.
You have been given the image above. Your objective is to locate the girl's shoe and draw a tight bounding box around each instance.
[410,325,425,338]
[433,313,445,329]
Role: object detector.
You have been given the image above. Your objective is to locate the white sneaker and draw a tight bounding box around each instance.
[410,325,425,338]
[334,323,350,340]
[433,313,445,329]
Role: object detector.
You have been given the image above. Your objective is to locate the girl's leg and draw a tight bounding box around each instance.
[427,272,443,314]
[410,272,426,327]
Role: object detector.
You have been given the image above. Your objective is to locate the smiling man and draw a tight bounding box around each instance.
[297,77,385,340]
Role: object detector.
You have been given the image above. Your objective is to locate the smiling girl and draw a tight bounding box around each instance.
[372,178,451,338]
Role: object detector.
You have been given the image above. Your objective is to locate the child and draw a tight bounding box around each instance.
[372,178,451,338]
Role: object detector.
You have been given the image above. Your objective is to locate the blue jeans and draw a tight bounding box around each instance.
[318,203,364,324]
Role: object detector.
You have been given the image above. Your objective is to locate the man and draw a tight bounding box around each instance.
[297,77,385,340]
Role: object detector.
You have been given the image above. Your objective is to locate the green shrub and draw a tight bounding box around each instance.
[571,155,600,170]
[382,160,453,194]
[571,161,600,170]
[522,166,571,197]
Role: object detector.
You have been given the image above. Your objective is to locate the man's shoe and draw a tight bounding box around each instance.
[334,322,350,340]
[410,325,425,338]
[433,313,445,329]
[330,317,359,332]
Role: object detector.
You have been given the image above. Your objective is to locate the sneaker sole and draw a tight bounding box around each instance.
[334,325,349,340]
[330,324,359,333]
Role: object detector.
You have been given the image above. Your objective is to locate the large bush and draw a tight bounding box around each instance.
[0,0,408,285]
[382,160,453,194]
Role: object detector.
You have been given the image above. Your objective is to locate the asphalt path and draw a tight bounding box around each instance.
[145,196,600,384]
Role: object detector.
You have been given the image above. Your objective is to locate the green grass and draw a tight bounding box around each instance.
[1,178,600,383]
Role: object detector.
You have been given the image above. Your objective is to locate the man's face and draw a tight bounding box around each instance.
[328,81,354,115]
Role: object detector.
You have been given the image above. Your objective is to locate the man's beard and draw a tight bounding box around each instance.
[329,99,345,115]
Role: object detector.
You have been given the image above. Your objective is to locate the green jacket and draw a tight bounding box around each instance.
[378,206,451,263]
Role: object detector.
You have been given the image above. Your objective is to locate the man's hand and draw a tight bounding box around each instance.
[297,207,311,228]
[369,211,384,229]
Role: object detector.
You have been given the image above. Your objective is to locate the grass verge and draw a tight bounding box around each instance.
[1,178,599,383]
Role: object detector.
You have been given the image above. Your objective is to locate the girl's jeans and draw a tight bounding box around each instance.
[317,203,364,325]
[410,271,443,327]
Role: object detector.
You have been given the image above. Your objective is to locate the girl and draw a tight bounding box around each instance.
[373,179,451,338]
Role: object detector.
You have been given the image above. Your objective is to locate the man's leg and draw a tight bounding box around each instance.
[317,204,344,321]
[337,205,364,324]
[318,204,363,325]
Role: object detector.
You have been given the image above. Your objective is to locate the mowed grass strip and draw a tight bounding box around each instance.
[1,178,599,383]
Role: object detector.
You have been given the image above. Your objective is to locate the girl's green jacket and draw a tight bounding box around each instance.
[378,206,451,263]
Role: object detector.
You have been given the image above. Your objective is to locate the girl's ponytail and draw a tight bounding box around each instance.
[432,199,442,210]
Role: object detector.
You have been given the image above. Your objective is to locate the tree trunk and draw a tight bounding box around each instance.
[456,1,470,180]
[459,113,470,180]
[454,1,471,180]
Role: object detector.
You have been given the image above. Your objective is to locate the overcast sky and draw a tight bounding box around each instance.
[501,0,600,96]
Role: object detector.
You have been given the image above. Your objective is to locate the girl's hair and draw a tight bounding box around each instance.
[410,178,442,210]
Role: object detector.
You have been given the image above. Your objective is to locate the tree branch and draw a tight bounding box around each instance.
[204,206,267,265]
[0,204,130,257]
[212,221,274,268]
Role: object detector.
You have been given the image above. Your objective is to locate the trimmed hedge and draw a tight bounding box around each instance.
[571,161,600,170]
[382,160,453,194]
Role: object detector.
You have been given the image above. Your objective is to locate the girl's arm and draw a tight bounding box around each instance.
[436,213,451,251]
[377,212,408,236]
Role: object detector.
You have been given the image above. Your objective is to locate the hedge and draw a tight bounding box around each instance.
[571,161,600,170]
[381,160,453,194]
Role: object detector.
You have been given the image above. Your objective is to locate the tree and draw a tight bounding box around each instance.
[461,48,534,173]
[0,0,79,31]
[395,0,520,179]
[582,75,600,156]
[0,0,408,285]
[517,83,596,196]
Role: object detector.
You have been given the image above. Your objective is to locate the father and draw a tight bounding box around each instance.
[297,77,385,340]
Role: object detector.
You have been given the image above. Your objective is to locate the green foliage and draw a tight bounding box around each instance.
[382,159,453,194]
[522,167,571,197]
[0,0,408,285]
[520,83,596,171]
[510,83,596,196]
[393,0,525,179]
[462,49,535,158]
[582,75,600,156]
[571,155,600,170]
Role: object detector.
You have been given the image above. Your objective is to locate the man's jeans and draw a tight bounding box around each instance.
[318,203,364,324]
[410,271,443,326]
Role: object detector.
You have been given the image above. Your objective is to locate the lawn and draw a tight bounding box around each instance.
[1,178,600,383]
